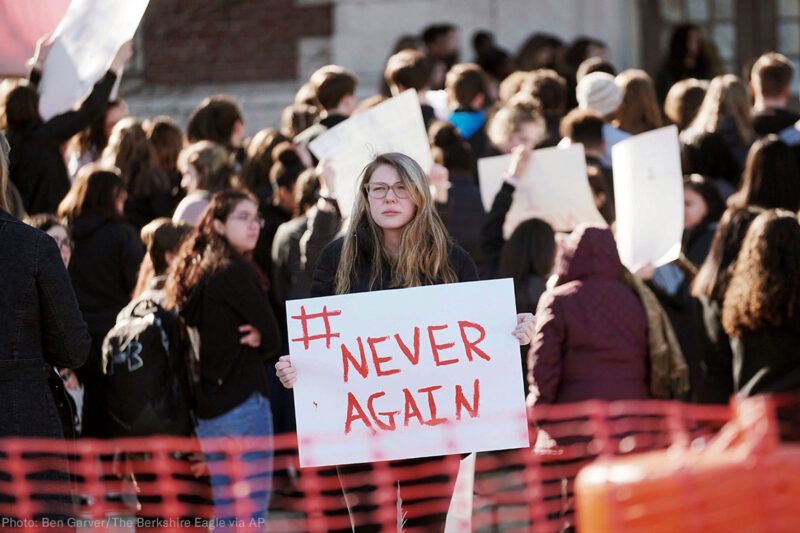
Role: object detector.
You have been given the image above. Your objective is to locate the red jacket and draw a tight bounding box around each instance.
[527,225,650,406]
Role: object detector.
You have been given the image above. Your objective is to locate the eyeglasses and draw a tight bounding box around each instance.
[229,213,265,228]
[365,182,409,199]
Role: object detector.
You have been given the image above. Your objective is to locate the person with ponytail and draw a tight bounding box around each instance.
[275,153,535,531]
[172,141,234,226]
[253,142,308,275]
[164,189,281,528]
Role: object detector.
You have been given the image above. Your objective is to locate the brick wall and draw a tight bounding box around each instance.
[140,0,332,84]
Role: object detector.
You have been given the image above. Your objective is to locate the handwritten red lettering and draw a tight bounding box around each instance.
[344,392,374,434]
[290,305,342,349]
[418,385,447,426]
[427,325,458,366]
[403,388,425,426]
[341,337,368,383]
[394,327,421,365]
[455,379,481,420]
[367,336,400,377]
[458,321,491,362]
[366,391,399,431]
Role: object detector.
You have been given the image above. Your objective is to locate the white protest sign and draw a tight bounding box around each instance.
[38,0,149,120]
[287,279,529,468]
[478,144,606,237]
[612,125,683,269]
[308,89,432,217]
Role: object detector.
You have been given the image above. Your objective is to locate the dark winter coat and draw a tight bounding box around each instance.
[0,209,90,438]
[528,225,650,406]
[444,173,487,276]
[752,107,800,138]
[7,70,117,215]
[68,215,144,341]
[731,312,800,397]
[181,256,281,419]
[695,295,735,404]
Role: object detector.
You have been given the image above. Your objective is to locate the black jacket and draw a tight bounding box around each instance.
[8,70,117,215]
[181,256,281,418]
[444,173,487,277]
[311,233,479,297]
[695,295,734,404]
[481,181,514,279]
[0,209,90,438]
[752,108,800,138]
[68,215,144,340]
[731,312,800,397]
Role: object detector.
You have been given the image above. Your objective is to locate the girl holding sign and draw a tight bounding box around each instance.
[276,152,535,532]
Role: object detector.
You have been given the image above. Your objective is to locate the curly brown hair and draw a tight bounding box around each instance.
[163,189,263,309]
[721,210,800,336]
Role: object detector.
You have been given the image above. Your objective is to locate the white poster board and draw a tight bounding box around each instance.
[478,144,606,237]
[308,89,432,217]
[612,125,683,269]
[286,279,529,468]
[38,0,149,120]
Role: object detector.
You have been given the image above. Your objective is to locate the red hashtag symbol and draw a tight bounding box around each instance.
[290,305,342,349]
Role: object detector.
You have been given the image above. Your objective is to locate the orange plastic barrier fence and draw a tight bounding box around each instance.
[576,394,800,533]
[0,398,766,532]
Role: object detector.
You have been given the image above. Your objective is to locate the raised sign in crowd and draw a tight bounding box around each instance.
[2,8,800,533]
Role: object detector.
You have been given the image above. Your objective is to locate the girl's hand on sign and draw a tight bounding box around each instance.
[275,355,297,389]
[110,39,134,75]
[513,313,536,345]
[239,324,261,348]
[505,145,533,185]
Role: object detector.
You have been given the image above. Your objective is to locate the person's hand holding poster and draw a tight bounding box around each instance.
[286,279,529,468]
[478,144,606,237]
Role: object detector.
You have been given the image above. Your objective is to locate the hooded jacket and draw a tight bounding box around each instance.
[527,225,650,405]
[68,215,143,340]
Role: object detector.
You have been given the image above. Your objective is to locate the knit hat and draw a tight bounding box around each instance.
[576,72,623,117]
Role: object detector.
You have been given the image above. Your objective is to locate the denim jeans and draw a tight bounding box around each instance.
[196,393,273,530]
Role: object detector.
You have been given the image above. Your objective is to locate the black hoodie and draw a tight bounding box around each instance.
[68,215,143,339]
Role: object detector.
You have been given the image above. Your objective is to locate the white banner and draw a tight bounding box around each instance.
[38,0,149,120]
[612,125,683,269]
[308,89,432,217]
[477,144,605,237]
[286,279,529,467]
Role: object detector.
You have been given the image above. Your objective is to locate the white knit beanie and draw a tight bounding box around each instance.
[576,72,623,117]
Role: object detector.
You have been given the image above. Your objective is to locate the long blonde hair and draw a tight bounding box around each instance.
[685,74,752,144]
[334,153,457,294]
[613,69,662,135]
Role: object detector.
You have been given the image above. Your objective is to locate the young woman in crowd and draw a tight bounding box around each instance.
[172,141,234,225]
[613,69,662,135]
[722,210,800,396]
[487,95,545,156]
[164,190,281,528]
[186,95,246,167]
[67,97,129,181]
[681,74,754,186]
[682,174,725,266]
[57,163,143,437]
[664,78,708,132]
[239,128,291,208]
[275,153,535,532]
[102,117,173,230]
[143,115,185,206]
[253,142,308,275]
[656,24,716,100]
[1,38,132,214]
[729,135,800,211]
[691,206,762,404]
[429,120,487,274]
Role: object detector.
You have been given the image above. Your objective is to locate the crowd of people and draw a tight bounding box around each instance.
[2,20,800,532]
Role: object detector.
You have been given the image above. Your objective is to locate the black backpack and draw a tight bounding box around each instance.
[102,296,195,437]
